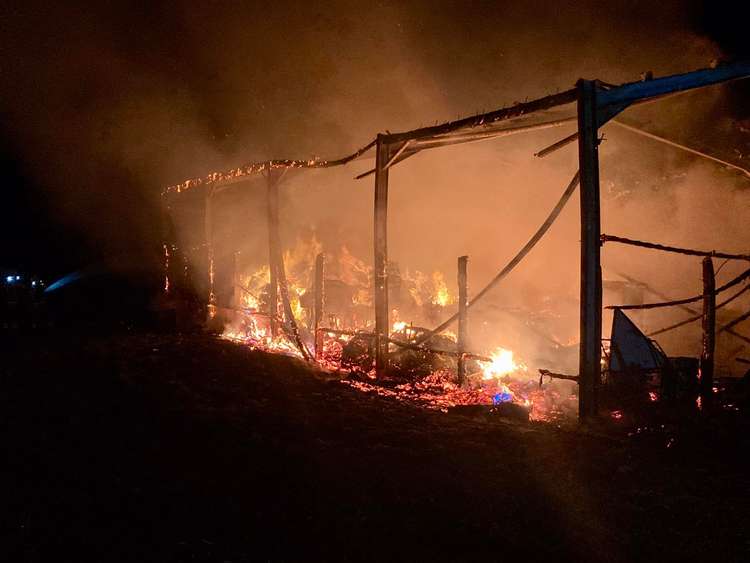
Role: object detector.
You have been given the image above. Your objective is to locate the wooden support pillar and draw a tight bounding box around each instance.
[700,257,716,406]
[266,167,310,359]
[374,134,391,377]
[204,188,217,318]
[577,79,603,419]
[266,171,280,336]
[161,209,176,295]
[457,255,469,386]
[314,252,325,361]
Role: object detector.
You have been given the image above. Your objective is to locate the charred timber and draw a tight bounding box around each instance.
[539,369,580,384]
[608,266,750,310]
[457,256,469,386]
[373,135,390,377]
[577,78,603,419]
[267,169,311,359]
[649,283,750,336]
[700,258,716,405]
[314,253,325,360]
[387,337,492,363]
[383,89,578,144]
[601,234,750,261]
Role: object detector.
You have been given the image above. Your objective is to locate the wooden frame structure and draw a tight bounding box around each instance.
[163,61,750,420]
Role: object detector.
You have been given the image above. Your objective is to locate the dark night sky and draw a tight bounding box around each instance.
[1,0,748,281]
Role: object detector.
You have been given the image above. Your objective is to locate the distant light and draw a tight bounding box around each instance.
[45,270,84,293]
[15,275,20,281]
[32,281,37,287]
[5,275,13,283]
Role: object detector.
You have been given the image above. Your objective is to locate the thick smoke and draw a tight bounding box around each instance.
[4,1,750,370]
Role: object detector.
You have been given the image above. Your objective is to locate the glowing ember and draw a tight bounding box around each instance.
[163,244,170,293]
[649,391,658,402]
[217,238,573,423]
[481,347,526,380]
[223,316,303,359]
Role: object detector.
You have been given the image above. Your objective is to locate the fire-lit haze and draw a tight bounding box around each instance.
[2,1,749,378]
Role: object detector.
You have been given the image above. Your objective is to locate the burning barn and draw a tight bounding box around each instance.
[162,62,750,422]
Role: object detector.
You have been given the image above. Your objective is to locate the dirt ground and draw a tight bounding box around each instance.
[1,332,749,562]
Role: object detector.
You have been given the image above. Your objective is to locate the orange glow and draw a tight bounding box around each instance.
[480,347,526,380]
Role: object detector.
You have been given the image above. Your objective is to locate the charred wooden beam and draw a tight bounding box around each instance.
[457,255,469,386]
[374,135,391,377]
[355,119,577,179]
[204,187,217,316]
[701,257,716,406]
[314,252,325,360]
[385,88,578,144]
[535,131,579,158]
[266,172,281,336]
[649,283,750,336]
[387,337,492,363]
[539,369,580,385]
[266,168,311,360]
[608,266,750,310]
[616,271,750,346]
[318,327,375,338]
[602,234,750,261]
[577,79,603,420]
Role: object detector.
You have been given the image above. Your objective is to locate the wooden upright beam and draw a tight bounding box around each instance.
[457,255,469,387]
[700,257,716,407]
[374,134,391,377]
[577,79,603,420]
[205,188,217,317]
[266,172,280,336]
[314,252,325,360]
[266,168,310,360]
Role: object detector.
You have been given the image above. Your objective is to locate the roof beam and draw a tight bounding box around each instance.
[597,61,750,108]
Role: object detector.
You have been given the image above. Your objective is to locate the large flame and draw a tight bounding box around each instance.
[220,236,569,421]
[481,347,526,380]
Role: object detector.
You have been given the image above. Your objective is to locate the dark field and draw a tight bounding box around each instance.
[2,333,749,562]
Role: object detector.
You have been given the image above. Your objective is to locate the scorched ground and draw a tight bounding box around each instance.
[1,332,749,562]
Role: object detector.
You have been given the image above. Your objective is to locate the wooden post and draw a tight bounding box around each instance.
[266,167,310,359]
[205,188,217,317]
[161,209,176,295]
[577,79,603,420]
[266,171,280,336]
[314,252,325,360]
[457,255,469,386]
[700,257,716,406]
[374,134,391,377]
